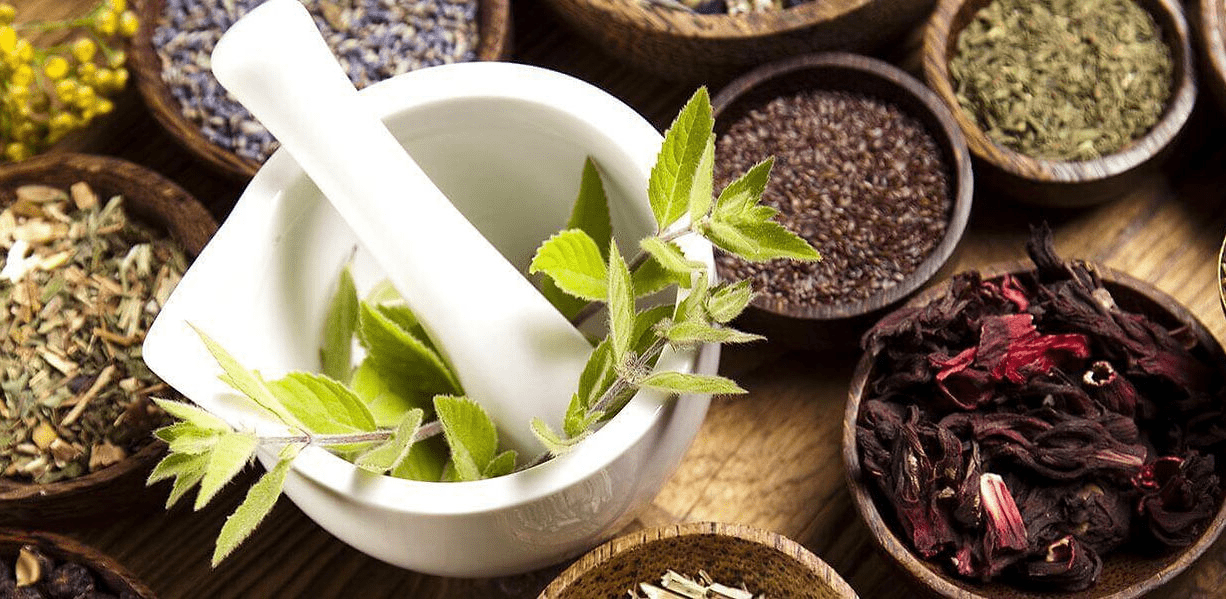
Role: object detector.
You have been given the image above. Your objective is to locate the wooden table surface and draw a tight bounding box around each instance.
[17,0,1226,597]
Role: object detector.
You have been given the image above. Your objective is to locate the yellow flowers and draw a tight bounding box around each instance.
[0,1,139,161]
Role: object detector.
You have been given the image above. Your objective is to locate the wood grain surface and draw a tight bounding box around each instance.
[14,0,1226,597]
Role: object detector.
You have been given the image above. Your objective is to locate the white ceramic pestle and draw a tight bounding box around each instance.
[209,0,593,452]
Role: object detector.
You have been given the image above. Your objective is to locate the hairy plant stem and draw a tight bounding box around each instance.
[258,419,443,447]
[568,227,694,327]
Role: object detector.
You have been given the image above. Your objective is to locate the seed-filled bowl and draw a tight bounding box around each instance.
[923,0,1196,207]
[710,52,972,349]
[142,62,718,577]
[539,0,935,81]
[541,521,859,598]
[0,153,216,527]
[128,0,513,180]
[0,529,157,598]
[844,240,1226,598]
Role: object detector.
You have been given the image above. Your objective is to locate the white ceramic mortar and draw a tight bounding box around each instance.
[142,62,716,577]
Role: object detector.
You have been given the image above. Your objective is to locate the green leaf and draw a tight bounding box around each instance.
[706,280,754,324]
[631,254,687,297]
[737,221,821,261]
[688,133,715,223]
[155,423,221,455]
[606,242,635,365]
[570,157,613,255]
[529,229,608,301]
[712,157,774,223]
[358,303,461,394]
[640,371,747,394]
[674,271,710,326]
[434,396,499,482]
[319,265,358,382]
[164,456,209,508]
[351,358,432,428]
[373,303,434,352]
[531,418,587,456]
[355,408,424,474]
[482,450,518,478]
[212,443,300,566]
[649,87,714,230]
[702,220,762,259]
[664,321,763,345]
[195,431,259,510]
[153,399,232,432]
[267,372,376,434]
[389,437,448,482]
[147,452,209,499]
[640,237,702,277]
[192,325,305,430]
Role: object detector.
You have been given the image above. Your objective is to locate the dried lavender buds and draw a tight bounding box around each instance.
[154,0,480,163]
[715,89,951,308]
[0,183,184,484]
[856,226,1225,592]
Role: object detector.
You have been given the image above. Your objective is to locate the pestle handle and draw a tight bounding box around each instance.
[211,0,592,452]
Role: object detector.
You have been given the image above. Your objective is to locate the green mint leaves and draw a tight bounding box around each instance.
[649,87,714,230]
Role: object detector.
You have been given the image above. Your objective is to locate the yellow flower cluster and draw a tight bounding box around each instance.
[1,0,138,162]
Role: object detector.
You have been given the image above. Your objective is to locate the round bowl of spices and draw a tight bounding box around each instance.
[711,52,972,349]
[539,0,935,81]
[0,529,156,599]
[541,521,859,598]
[1195,0,1226,115]
[0,153,216,527]
[128,0,512,180]
[844,226,1226,598]
[923,0,1196,207]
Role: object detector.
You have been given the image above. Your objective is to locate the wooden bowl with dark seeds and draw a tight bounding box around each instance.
[540,522,858,598]
[710,52,972,350]
[127,0,513,180]
[0,153,217,527]
[923,0,1196,207]
[0,529,157,598]
[844,262,1226,599]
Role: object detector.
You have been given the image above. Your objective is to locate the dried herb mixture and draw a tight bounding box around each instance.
[856,226,1225,591]
[4,544,137,599]
[0,183,183,484]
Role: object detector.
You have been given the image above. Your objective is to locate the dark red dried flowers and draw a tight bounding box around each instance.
[856,226,1226,592]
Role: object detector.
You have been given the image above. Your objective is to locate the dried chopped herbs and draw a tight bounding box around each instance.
[0,183,183,484]
[949,0,1173,161]
[856,225,1225,591]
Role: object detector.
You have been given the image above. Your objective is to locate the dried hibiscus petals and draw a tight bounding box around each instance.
[856,225,1226,592]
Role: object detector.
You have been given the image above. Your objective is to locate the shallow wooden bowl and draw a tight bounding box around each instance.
[127,0,513,180]
[0,153,217,526]
[923,0,1197,207]
[843,263,1226,599]
[711,53,972,350]
[1195,0,1226,115]
[540,521,858,598]
[0,529,156,598]
[539,0,935,81]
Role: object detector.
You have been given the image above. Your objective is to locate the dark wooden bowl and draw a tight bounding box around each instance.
[538,0,935,81]
[1195,0,1226,115]
[711,52,972,350]
[540,521,858,598]
[0,153,217,527]
[0,529,157,598]
[127,0,513,180]
[843,263,1226,599]
[923,0,1197,207]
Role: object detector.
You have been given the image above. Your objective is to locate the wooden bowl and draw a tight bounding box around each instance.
[923,0,1197,207]
[538,0,935,81]
[843,263,1226,599]
[540,521,858,598]
[0,153,217,527]
[127,0,513,180]
[711,53,972,350]
[0,529,156,598]
[1195,0,1226,115]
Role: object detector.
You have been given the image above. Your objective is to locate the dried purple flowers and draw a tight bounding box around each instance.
[856,226,1225,591]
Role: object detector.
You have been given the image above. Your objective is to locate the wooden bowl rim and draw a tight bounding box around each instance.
[0,152,213,506]
[540,521,858,598]
[0,529,157,598]
[128,0,513,181]
[711,52,973,321]
[1197,0,1226,110]
[549,0,882,40]
[841,262,1226,599]
[922,0,1197,184]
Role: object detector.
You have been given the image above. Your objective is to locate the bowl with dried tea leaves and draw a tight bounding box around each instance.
[541,522,859,598]
[924,0,1197,206]
[0,529,156,599]
[844,225,1226,598]
[710,53,972,349]
[0,153,216,526]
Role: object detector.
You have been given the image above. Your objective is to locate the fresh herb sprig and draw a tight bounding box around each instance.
[148,88,819,565]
